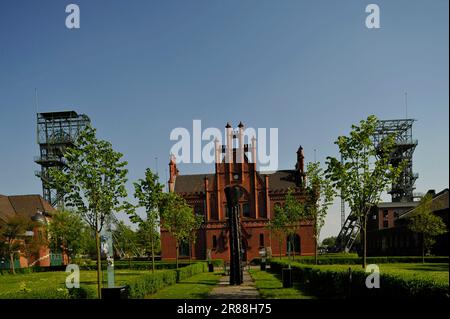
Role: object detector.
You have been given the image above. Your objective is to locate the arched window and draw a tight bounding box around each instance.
[194,205,204,217]
[242,202,250,217]
[259,233,264,247]
[286,235,301,254]
[179,241,190,257]
[212,235,217,250]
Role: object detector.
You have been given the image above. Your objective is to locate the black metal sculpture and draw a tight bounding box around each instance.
[224,185,244,285]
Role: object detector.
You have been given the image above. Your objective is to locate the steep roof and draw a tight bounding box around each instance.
[0,194,55,223]
[0,195,15,223]
[174,174,214,193]
[399,189,449,219]
[262,170,299,191]
[173,170,300,194]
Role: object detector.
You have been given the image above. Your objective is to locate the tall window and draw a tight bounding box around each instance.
[259,233,264,247]
[212,235,217,250]
[286,235,301,254]
[179,241,190,257]
[194,205,203,217]
[242,202,250,217]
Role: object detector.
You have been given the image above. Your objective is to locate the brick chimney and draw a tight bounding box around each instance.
[296,146,306,187]
[168,154,179,192]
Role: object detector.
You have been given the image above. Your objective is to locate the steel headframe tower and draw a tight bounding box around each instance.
[35,111,90,207]
[333,118,418,253]
[373,119,418,202]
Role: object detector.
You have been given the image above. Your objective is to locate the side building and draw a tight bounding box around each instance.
[367,189,449,256]
[0,194,66,269]
[161,122,315,262]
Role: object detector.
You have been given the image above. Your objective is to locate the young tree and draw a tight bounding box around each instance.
[305,162,335,264]
[49,125,128,298]
[136,220,161,260]
[79,227,98,259]
[273,188,305,264]
[126,169,164,272]
[321,236,337,250]
[267,205,288,260]
[407,194,447,263]
[326,115,403,268]
[0,216,34,274]
[113,221,138,267]
[23,222,48,267]
[48,210,87,263]
[159,192,195,269]
[186,214,204,264]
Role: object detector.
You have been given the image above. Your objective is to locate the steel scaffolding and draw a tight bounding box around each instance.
[373,119,418,202]
[35,111,90,207]
[332,118,418,253]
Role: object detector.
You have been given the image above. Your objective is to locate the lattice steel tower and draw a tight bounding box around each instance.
[35,111,90,207]
[332,118,418,253]
[373,119,418,202]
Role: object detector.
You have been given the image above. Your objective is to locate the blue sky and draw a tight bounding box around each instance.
[0,0,448,238]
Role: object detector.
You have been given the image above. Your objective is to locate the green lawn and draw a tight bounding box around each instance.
[312,263,449,285]
[0,269,152,297]
[248,269,314,299]
[145,271,222,299]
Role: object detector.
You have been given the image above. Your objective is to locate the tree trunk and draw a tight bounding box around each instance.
[189,240,192,265]
[422,233,425,264]
[176,242,179,270]
[279,239,282,260]
[291,235,295,260]
[95,230,102,299]
[362,217,367,269]
[151,234,155,273]
[287,238,291,269]
[314,235,318,265]
[9,252,15,275]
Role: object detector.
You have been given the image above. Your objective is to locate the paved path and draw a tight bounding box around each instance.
[207,269,260,299]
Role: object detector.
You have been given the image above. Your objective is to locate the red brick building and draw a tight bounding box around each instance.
[0,194,67,269]
[367,189,449,256]
[161,122,315,262]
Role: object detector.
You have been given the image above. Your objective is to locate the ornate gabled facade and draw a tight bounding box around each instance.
[161,122,315,262]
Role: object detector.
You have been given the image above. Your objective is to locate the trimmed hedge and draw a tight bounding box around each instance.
[0,288,70,299]
[269,260,449,299]
[176,262,206,282]
[78,259,222,271]
[0,262,208,299]
[0,265,67,275]
[127,262,207,298]
[126,269,178,298]
[256,256,448,265]
[0,259,224,274]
